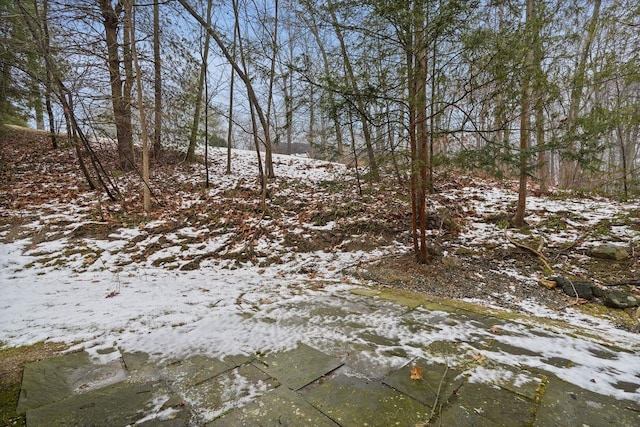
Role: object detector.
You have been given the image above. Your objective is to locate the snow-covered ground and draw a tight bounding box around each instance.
[2,143,640,405]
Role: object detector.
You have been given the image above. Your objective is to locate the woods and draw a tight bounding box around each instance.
[2,0,639,263]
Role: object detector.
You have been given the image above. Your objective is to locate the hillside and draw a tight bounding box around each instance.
[1,125,639,354]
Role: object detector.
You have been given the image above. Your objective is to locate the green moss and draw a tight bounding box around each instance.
[0,342,68,426]
[0,382,24,426]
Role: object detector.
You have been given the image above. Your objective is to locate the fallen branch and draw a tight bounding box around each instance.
[504,230,552,272]
[430,361,449,421]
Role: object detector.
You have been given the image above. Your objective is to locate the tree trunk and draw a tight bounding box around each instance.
[98,0,134,170]
[414,0,429,263]
[41,0,57,148]
[304,13,344,159]
[562,0,601,187]
[512,0,535,227]
[226,0,238,175]
[263,0,278,178]
[152,0,162,156]
[30,79,44,130]
[177,0,272,162]
[326,0,378,181]
[185,0,212,163]
[126,0,150,213]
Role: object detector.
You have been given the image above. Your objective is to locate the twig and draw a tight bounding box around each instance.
[430,362,449,421]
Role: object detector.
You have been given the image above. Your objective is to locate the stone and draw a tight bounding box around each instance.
[301,372,431,426]
[254,344,343,391]
[17,351,127,414]
[26,381,189,427]
[206,387,338,426]
[590,244,629,261]
[554,276,594,299]
[534,376,640,427]
[436,381,536,427]
[382,359,465,407]
[176,363,278,423]
[593,286,640,309]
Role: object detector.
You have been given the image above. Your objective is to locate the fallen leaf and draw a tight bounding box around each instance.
[538,279,556,289]
[471,353,486,364]
[410,366,423,380]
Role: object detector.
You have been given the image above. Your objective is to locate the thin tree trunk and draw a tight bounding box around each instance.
[66,91,95,191]
[234,0,266,205]
[263,0,278,178]
[415,0,429,263]
[406,30,419,258]
[512,0,535,227]
[226,0,239,175]
[304,14,344,159]
[41,0,57,148]
[563,0,601,187]
[31,80,44,130]
[153,0,162,156]
[126,0,150,213]
[177,0,272,158]
[534,4,547,194]
[186,0,212,162]
[326,0,378,181]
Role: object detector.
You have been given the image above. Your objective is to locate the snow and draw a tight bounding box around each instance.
[2,145,640,406]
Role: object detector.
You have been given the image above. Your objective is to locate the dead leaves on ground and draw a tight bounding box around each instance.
[471,353,487,364]
[410,365,424,380]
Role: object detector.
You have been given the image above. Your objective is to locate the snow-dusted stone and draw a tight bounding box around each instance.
[590,244,629,261]
[593,287,640,309]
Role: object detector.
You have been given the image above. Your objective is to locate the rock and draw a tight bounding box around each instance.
[590,244,629,261]
[554,276,594,300]
[593,287,640,309]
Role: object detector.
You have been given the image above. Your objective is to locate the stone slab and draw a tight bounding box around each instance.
[254,343,343,390]
[26,381,189,427]
[302,372,431,426]
[534,377,640,427]
[206,386,338,427]
[383,359,465,407]
[178,363,278,424]
[436,381,536,427]
[17,351,127,414]
[472,364,545,401]
[162,354,232,387]
[434,404,502,427]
